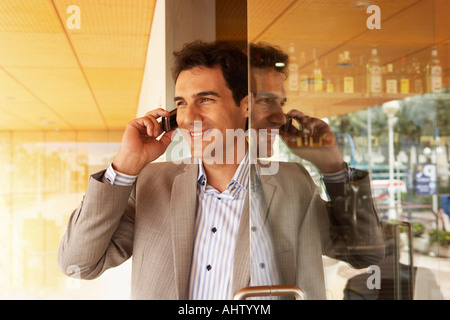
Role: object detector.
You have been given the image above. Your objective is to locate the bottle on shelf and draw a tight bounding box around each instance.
[366,46,382,96]
[312,49,323,92]
[324,58,334,93]
[287,43,299,95]
[411,57,423,94]
[425,46,442,92]
[355,55,366,94]
[384,63,398,94]
[334,53,344,93]
[299,51,309,93]
[340,50,355,93]
[399,56,410,94]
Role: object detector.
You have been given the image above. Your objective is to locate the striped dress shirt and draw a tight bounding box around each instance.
[249,167,282,290]
[187,153,249,299]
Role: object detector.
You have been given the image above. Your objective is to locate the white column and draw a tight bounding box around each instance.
[137,0,216,117]
[136,0,216,162]
[382,100,399,220]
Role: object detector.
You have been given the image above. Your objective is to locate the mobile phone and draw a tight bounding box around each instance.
[280,114,292,132]
[162,109,178,131]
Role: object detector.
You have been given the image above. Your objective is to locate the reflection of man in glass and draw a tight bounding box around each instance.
[248,42,385,299]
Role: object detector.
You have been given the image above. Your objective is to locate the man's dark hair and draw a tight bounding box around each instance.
[172,40,248,106]
[249,42,289,79]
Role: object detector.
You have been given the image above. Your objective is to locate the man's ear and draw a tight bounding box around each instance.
[240,94,250,118]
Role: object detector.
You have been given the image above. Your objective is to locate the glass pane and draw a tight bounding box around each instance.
[248,0,448,300]
[0,131,126,298]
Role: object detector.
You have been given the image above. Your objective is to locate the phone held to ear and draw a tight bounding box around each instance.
[280,114,292,132]
[162,109,178,132]
[280,114,323,147]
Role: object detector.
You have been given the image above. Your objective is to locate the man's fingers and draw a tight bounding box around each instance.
[145,108,171,119]
[287,109,329,137]
[130,115,161,137]
[282,109,337,147]
[159,130,176,147]
[287,109,304,119]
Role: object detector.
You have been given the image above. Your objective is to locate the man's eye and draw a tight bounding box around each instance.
[201,98,212,103]
[256,98,274,104]
[176,101,187,107]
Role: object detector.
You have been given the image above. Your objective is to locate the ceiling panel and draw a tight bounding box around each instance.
[435,0,450,43]
[216,0,247,48]
[85,68,144,125]
[248,0,297,42]
[4,66,103,129]
[0,33,78,68]
[0,68,74,130]
[0,0,62,33]
[0,0,155,131]
[65,34,150,69]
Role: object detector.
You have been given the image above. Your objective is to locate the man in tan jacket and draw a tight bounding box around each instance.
[58,40,384,300]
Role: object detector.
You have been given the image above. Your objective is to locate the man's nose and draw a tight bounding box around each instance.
[182,104,203,126]
[268,107,286,127]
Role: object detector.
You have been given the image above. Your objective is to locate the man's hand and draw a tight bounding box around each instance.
[112,108,175,175]
[280,109,344,173]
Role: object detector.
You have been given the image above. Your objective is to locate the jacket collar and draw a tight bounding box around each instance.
[170,163,198,299]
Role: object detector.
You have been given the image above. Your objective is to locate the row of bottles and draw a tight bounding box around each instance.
[287,44,443,97]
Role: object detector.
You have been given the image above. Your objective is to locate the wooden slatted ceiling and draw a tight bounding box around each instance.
[216,0,247,47]
[247,0,296,42]
[0,0,155,131]
[0,0,448,131]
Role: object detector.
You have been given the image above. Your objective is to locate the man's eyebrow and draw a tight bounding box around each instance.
[255,92,287,106]
[255,91,279,98]
[174,91,221,102]
[194,91,221,98]
[255,91,287,102]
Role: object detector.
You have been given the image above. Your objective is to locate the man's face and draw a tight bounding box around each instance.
[251,68,287,157]
[175,65,248,163]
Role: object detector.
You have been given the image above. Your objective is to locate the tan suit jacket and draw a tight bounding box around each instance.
[58,160,384,300]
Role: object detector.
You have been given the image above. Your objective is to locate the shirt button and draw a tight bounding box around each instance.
[211,227,217,233]
[251,226,257,232]
[206,265,212,271]
[259,263,265,269]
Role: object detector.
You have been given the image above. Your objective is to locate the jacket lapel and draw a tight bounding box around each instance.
[170,163,198,299]
[232,192,250,296]
[231,168,279,296]
[259,168,278,221]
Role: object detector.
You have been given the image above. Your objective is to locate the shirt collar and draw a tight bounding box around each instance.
[197,152,249,195]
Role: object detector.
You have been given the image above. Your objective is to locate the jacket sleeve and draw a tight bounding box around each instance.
[57,171,136,280]
[322,169,386,268]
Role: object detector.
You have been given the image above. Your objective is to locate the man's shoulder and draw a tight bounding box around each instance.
[140,159,197,178]
[277,161,313,178]
[260,160,316,187]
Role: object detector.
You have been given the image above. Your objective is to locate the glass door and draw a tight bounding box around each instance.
[246,0,448,300]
